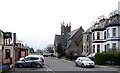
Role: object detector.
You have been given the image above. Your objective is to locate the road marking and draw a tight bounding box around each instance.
[44,65,56,73]
[44,65,53,71]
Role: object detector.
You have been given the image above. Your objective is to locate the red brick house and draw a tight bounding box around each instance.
[13,33,28,62]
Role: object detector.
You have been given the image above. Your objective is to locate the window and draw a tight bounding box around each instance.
[87,35,89,41]
[34,57,39,60]
[5,49,10,59]
[104,31,106,39]
[97,44,100,52]
[87,46,89,52]
[93,45,95,53]
[93,33,95,40]
[112,28,116,37]
[30,57,35,60]
[25,57,30,61]
[104,45,106,52]
[112,43,116,48]
[107,29,109,38]
[97,32,100,40]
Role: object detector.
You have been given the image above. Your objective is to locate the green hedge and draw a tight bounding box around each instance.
[95,52,120,65]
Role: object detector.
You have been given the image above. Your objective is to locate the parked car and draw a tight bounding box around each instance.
[75,57,95,68]
[15,55,45,68]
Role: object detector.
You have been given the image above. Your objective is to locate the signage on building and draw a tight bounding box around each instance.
[21,51,25,57]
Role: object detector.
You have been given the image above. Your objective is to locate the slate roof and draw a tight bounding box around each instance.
[67,27,83,48]
[85,27,91,32]
[68,28,79,40]
[109,18,119,24]
[54,35,67,46]
[91,19,109,31]
[67,40,72,48]
[54,35,62,44]
[105,17,120,27]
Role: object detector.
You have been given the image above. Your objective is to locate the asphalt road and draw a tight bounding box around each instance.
[5,57,119,73]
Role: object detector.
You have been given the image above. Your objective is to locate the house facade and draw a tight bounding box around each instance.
[82,27,92,56]
[90,11,120,57]
[0,30,4,72]
[14,43,29,62]
[3,32,13,64]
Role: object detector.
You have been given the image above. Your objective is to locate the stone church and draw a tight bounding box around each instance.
[54,22,84,57]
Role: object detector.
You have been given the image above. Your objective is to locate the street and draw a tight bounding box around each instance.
[6,57,119,73]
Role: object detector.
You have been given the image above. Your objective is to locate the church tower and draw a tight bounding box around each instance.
[61,21,71,35]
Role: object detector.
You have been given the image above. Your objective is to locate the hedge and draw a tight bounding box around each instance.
[95,52,120,65]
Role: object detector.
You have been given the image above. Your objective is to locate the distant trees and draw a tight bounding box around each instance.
[35,49,43,55]
[45,44,54,53]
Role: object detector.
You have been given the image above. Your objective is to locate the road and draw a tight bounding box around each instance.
[6,57,119,73]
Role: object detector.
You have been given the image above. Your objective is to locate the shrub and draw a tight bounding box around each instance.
[95,52,120,65]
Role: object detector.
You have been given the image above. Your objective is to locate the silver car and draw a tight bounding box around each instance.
[15,55,45,68]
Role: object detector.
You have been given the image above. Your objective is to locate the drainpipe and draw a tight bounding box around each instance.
[118,23,119,52]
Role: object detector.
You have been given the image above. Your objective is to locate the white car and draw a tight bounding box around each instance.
[75,57,95,68]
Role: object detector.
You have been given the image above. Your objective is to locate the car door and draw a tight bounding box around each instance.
[24,57,31,67]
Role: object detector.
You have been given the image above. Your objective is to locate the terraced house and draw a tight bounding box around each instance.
[82,27,92,56]
[90,11,120,57]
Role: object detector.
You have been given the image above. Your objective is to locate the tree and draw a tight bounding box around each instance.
[56,44,63,58]
[46,44,54,53]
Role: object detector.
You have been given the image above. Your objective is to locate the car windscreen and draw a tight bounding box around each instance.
[83,58,91,61]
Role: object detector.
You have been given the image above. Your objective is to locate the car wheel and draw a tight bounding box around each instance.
[75,62,78,67]
[81,63,85,68]
[18,64,23,68]
[92,66,95,68]
[36,64,42,68]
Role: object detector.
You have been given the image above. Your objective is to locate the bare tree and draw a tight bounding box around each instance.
[46,44,54,53]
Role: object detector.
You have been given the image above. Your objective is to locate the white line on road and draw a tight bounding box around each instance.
[44,65,53,71]
[44,65,56,73]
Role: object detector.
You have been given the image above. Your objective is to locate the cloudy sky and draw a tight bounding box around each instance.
[0,0,120,51]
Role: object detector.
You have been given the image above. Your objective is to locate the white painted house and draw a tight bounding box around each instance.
[90,11,120,57]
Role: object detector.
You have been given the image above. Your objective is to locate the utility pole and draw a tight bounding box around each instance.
[12,33,16,73]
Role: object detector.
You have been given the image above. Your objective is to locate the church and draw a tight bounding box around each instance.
[54,21,84,57]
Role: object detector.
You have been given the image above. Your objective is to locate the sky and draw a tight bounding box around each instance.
[0,0,120,51]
